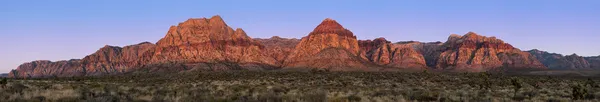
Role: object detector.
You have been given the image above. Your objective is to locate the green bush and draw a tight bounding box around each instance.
[0,78,7,88]
[572,84,588,100]
[510,78,522,96]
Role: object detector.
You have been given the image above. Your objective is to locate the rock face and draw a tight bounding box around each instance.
[12,15,594,78]
[528,49,598,70]
[254,36,301,65]
[145,15,278,70]
[9,15,280,78]
[81,42,156,75]
[9,60,83,78]
[283,18,372,71]
[585,56,600,69]
[435,32,546,71]
[9,42,156,78]
[358,38,428,69]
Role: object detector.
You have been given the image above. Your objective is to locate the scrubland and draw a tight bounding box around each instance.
[1,71,599,102]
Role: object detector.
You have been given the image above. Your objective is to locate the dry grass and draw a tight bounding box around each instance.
[1,71,599,102]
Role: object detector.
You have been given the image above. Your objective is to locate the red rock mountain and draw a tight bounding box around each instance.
[283,18,374,71]
[11,15,593,78]
[143,15,278,70]
[254,36,301,65]
[358,38,428,70]
[434,32,546,71]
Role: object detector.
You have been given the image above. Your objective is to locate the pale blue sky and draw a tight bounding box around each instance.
[1,0,599,73]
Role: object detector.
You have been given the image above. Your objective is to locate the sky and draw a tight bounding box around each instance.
[0,0,599,73]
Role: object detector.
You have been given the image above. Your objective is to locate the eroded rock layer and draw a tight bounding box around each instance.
[11,15,591,78]
[435,32,546,71]
[254,36,301,65]
[528,49,598,70]
[359,38,427,69]
[146,15,277,68]
[283,18,370,71]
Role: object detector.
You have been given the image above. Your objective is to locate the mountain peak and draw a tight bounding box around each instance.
[309,18,355,38]
[463,31,481,38]
[209,15,226,26]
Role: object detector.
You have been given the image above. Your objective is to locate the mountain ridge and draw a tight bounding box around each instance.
[8,15,598,78]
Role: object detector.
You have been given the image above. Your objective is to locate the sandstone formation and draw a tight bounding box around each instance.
[528,49,599,70]
[145,15,278,70]
[10,15,280,78]
[254,36,301,65]
[9,60,83,78]
[12,15,594,78]
[358,38,428,69]
[434,32,546,71]
[283,18,373,71]
[81,42,156,75]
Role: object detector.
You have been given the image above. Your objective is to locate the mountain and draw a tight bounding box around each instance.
[145,15,278,71]
[528,49,599,70]
[358,38,428,70]
[254,36,301,65]
[585,56,600,69]
[434,32,546,71]
[0,73,8,77]
[10,15,583,78]
[282,18,376,71]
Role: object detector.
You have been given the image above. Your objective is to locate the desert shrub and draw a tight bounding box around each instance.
[7,83,28,94]
[586,78,597,88]
[479,73,491,90]
[0,78,7,88]
[572,84,588,100]
[510,78,522,97]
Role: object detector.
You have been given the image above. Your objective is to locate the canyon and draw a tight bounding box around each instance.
[8,15,599,78]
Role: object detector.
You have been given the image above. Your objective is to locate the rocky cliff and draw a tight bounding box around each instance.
[11,15,588,78]
[585,56,600,69]
[144,15,278,70]
[528,49,599,70]
[358,38,428,70]
[283,18,374,71]
[9,60,83,78]
[434,32,546,71]
[10,15,280,78]
[254,36,301,65]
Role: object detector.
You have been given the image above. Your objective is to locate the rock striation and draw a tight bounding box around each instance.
[434,32,546,71]
[585,56,600,69]
[12,15,594,78]
[528,49,599,70]
[145,15,278,70]
[9,60,83,78]
[283,18,372,71]
[358,38,428,69]
[254,36,301,65]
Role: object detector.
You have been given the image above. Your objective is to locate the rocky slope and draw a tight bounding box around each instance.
[283,18,374,71]
[585,56,600,69]
[434,32,546,71]
[143,15,278,70]
[10,15,280,78]
[358,38,428,69]
[528,49,599,70]
[12,15,593,78]
[9,60,83,78]
[254,36,301,65]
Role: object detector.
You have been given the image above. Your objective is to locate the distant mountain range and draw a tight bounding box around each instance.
[9,15,599,78]
[0,73,7,78]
